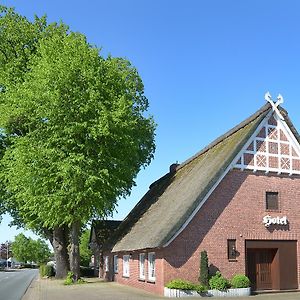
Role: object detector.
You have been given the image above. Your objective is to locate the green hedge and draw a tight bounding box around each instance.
[166,273,250,293]
[165,279,206,293]
[39,264,54,277]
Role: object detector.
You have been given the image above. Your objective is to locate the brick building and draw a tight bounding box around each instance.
[95,96,300,295]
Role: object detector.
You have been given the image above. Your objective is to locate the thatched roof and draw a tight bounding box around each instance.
[89,220,121,250]
[110,103,299,252]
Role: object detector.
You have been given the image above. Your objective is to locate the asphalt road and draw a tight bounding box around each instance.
[0,268,38,300]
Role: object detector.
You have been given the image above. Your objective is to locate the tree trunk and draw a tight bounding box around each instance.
[99,251,104,278]
[69,221,81,280]
[52,226,69,279]
[94,247,100,277]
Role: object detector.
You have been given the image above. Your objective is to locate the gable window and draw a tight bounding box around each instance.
[148,252,155,281]
[113,255,118,273]
[123,255,130,277]
[266,192,279,211]
[139,253,145,280]
[104,256,109,272]
[227,239,237,260]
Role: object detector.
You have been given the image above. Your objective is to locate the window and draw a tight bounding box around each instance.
[139,253,145,280]
[266,192,279,211]
[227,240,237,260]
[148,252,155,281]
[113,255,118,273]
[123,255,130,277]
[104,256,109,272]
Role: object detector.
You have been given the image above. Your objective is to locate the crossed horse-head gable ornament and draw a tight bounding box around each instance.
[264,91,284,120]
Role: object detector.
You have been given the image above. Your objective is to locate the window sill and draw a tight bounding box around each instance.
[147,279,156,284]
[138,278,145,282]
[228,259,237,262]
[122,275,129,278]
[266,209,280,212]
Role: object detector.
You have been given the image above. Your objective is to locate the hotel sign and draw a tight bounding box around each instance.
[263,215,288,227]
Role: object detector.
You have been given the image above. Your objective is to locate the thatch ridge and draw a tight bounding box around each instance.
[109,103,284,252]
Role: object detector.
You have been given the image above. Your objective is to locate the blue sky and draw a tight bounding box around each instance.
[1,0,300,243]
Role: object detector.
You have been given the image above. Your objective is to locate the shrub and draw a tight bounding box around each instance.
[166,279,195,290]
[194,284,206,293]
[209,272,230,291]
[39,265,45,276]
[165,279,206,293]
[231,274,250,288]
[64,272,75,285]
[64,271,87,285]
[77,277,86,284]
[199,250,209,287]
[39,264,54,277]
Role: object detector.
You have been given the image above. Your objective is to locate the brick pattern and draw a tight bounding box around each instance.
[102,249,164,295]
[103,169,300,295]
[164,170,300,290]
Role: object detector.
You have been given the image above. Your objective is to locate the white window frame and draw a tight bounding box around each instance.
[123,255,130,277]
[113,255,118,273]
[139,253,145,280]
[148,252,155,281]
[104,256,109,272]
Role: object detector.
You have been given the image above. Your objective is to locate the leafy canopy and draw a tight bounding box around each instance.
[11,233,51,263]
[0,5,68,228]
[0,6,156,230]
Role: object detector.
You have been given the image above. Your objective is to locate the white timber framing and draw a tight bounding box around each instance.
[234,112,300,175]
[164,99,300,247]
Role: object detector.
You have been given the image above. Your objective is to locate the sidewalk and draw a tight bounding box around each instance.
[22,276,164,300]
[22,277,300,300]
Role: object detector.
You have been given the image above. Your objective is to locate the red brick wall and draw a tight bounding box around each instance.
[103,249,164,295]
[164,169,300,289]
[104,169,300,295]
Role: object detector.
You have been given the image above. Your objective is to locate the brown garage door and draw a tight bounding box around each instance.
[247,248,276,290]
[246,240,298,291]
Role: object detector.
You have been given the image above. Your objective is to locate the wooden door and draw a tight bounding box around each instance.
[256,249,275,290]
[247,249,276,290]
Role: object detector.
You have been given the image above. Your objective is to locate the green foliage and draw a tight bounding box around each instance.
[11,233,51,264]
[79,229,92,267]
[0,5,68,95]
[199,250,209,287]
[77,278,86,284]
[231,274,250,288]
[209,272,230,291]
[165,279,206,293]
[39,264,54,277]
[0,5,156,232]
[33,239,52,264]
[64,271,86,285]
[0,5,155,277]
[166,279,195,290]
[64,272,74,285]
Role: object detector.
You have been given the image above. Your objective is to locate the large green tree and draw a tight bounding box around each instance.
[11,233,51,264]
[0,5,72,277]
[0,6,155,279]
